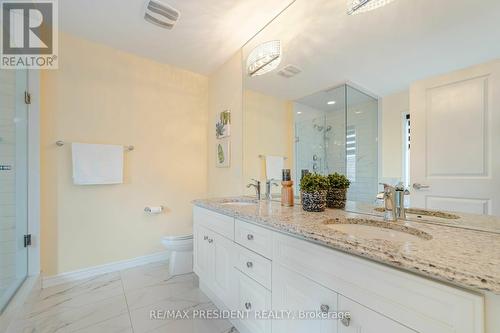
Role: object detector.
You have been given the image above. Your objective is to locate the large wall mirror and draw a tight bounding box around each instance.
[241,0,500,231]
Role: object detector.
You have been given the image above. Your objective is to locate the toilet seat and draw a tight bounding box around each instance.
[161,234,193,252]
[162,234,193,241]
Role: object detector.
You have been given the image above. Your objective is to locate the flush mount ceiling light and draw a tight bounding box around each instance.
[327,101,336,105]
[144,0,180,29]
[247,40,282,77]
[347,0,396,15]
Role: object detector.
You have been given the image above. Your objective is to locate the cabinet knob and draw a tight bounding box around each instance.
[246,261,253,268]
[247,234,254,240]
[245,302,252,310]
[341,315,351,327]
[320,304,329,313]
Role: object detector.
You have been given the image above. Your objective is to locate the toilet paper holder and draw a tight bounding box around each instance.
[144,206,164,214]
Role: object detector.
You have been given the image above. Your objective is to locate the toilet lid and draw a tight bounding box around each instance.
[162,234,193,241]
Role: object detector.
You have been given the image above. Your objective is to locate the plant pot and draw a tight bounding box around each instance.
[301,191,327,212]
[327,188,347,209]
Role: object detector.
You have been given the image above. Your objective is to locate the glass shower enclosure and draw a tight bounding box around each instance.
[0,69,29,313]
[294,84,378,203]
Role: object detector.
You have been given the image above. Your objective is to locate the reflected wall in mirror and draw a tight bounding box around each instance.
[241,0,500,226]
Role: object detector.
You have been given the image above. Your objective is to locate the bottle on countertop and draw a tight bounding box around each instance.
[281,169,294,207]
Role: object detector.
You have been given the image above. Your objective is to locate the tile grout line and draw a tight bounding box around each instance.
[119,270,136,333]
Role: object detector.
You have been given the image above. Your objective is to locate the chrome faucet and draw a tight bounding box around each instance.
[378,183,397,221]
[265,179,279,200]
[246,179,261,200]
[377,182,410,221]
[395,182,410,220]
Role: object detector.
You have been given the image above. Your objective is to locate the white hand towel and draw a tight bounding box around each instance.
[265,155,284,181]
[72,143,124,185]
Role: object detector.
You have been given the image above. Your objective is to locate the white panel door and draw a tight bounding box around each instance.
[410,60,500,215]
[272,264,338,333]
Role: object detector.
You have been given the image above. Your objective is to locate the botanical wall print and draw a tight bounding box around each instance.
[216,140,230,168]
[216,109,231,139]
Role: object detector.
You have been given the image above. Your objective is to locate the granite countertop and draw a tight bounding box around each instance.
[345,201,500,234]
[193,197,500,295]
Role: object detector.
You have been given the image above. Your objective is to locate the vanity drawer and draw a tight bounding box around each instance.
[235,219,273,259]
[236,270,272,333]
[193,206,234,240]
[235,244,272,290]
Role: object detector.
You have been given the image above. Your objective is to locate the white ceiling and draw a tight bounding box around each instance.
[60,0,293,75]
[243,0,500,99]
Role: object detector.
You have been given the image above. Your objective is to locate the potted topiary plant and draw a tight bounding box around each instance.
[326,172,351,209]
[300,173,329,212]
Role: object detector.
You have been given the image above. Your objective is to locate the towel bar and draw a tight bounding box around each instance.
[258,154,287,160]
[55,140,134,151]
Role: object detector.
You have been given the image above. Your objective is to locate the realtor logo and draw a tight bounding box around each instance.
[1,0,58,69]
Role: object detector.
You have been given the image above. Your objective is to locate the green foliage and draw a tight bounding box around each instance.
[327,172,351,189]
[300,173,329,193]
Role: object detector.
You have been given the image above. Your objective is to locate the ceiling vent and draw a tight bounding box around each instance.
[144,0,180,30]
[277,65,302,78]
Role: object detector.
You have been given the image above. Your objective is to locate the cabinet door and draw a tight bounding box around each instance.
[193,223,213,281]
[211,232,236,308]
[338,295,416,333]
[273,264,338,333]
[237,271,272,333]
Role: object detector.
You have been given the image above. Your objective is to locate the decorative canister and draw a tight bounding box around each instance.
[301,190,327,212]
[327,188,347,209]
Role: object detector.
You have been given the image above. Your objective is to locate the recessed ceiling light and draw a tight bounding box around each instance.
[297,111,302,114]
[327,101,336,105]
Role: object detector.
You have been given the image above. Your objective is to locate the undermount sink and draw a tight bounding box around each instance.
[221,200,258,206]
[323,218,432,242]
[374,207,460,220]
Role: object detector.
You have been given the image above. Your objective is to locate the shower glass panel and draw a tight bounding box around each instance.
[346,85,378,203]
[0,69,29,313]
[294,84,378,202]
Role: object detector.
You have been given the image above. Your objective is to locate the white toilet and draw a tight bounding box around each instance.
[161,234,193,276]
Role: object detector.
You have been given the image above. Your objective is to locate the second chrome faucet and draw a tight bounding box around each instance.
[377,182,410,221]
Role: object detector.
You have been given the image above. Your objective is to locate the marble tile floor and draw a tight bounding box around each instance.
[5,262,238,333]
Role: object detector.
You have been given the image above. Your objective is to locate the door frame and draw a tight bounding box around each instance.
[27,70,40,276]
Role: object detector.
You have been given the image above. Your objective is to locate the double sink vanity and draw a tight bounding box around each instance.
[192,197,500,333]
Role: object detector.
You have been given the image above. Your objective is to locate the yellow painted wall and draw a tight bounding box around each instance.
[243,89,293,193]
[207,51,244,197]
[40,33,208,276]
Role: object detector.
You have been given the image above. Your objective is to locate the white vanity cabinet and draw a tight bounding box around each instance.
[193,208,237,309]
[193,206,485,333]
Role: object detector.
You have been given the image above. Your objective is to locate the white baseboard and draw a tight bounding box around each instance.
[42,251,169,288]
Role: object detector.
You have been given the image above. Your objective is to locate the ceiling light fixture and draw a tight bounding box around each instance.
[327,101,336,105]
[247,40,282,77]
[347,0,396,15]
